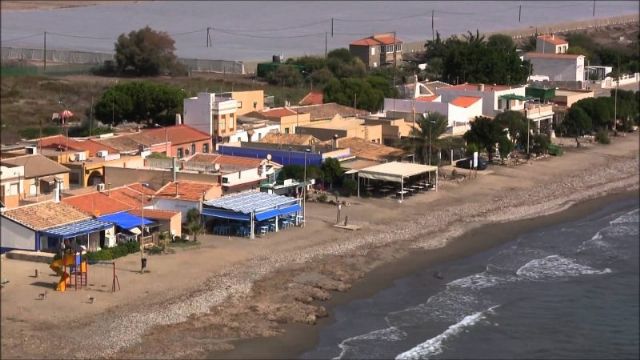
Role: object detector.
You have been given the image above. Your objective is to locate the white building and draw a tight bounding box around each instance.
[536,34,569,54]
[183,92,238,139]
[383,95,483,128]
[229,123,281,144]
[523,53,585,83]
[436,83,527,117]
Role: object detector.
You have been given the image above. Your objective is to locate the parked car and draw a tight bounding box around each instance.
[455,157,488,170]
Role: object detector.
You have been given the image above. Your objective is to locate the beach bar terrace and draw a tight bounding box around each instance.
[355,161,438,201]
[202,191,302,239]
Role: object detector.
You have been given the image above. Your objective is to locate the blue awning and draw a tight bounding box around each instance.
[255,204,301,221]
[201,208,251,221]
[98,212,154,230]
[41,219,113,239]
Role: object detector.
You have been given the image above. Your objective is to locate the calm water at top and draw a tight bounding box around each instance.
[1,1,638,61]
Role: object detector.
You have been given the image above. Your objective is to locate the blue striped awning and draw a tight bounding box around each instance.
[255,204,301,221]
[98,212,154,230]
[41,219,113,239]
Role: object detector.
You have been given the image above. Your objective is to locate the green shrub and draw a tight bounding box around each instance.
[595,130,610,144]
[317,193,328,202]
[126,241,140,254]
[341,178,357,197]
[147,245,164,255]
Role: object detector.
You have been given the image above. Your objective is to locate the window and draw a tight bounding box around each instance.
[191,143,196,154]
[220,118,226,130]
[258,133,262,140]
[385,45,394,53]
[177,148,183,158]
[371,47,376,55]
[285,127,290,134]
[237,101,243,109]
[396,43,402,52]
[373,62,378,68]
[203,143,209,153]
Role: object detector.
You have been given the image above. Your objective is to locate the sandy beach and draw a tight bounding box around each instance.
[1,133,638,359]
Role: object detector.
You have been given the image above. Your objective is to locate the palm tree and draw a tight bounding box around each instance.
[407,112,448,165]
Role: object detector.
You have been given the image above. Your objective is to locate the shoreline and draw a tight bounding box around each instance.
[223,190,640,359]
[110,136,638,359]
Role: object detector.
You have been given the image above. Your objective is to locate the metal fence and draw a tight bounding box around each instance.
[1,47,245,74]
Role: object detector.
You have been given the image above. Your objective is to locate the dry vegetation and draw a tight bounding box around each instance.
[0,73,308,144]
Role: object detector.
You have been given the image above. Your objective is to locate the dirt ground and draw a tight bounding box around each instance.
[1,133,638,359]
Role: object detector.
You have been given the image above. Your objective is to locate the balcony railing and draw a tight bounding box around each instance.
[524,103,554,119]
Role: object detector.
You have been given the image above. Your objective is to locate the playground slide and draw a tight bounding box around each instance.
[56,272,69,292]
[49,259,64,277]
[50,255,74,292]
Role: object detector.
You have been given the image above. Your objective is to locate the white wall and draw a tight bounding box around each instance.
[446,100,483,126]
[229,124,280,143]
[384,98,448,116]
[438,87,526,117]
[526,56,585,82]
[152,198,198,224]
[183,93,213,135]
[222,168,263,186]
[0,216,36,251]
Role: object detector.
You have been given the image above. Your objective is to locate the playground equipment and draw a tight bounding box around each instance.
[49,253,88,292]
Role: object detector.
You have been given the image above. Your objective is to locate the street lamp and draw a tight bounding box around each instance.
[139,183,151,274]
[423,113,436,165]
[302,148,310,228]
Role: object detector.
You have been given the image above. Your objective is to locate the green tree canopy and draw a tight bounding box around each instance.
[323,77,384,112]
[560,106,592,137]
[94,81,185,125]
[114,26,185,76]
[407,112,449,165]
[494,111,530,147]
[320,157,344,188]
[463,116,506,161]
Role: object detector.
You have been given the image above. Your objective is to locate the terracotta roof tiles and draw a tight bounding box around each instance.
[537,35,568,45]
[62,192,133,216]
[36,135,118,156]
[298,91,324,106]
[2,201,91,230]
[1,154,70,178]
[140,125,210,146]
[154,181,220,202]
[450,96,482,108]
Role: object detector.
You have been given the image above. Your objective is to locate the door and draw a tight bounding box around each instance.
[29,184,37,196]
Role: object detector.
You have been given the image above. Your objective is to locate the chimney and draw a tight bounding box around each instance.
[175,114,182,126]
[175,182,179,198]
[53,178,62,203]
[332,134,338,150]
[107,182,111,196]
[477,84,485,91]
[172,157,177,182]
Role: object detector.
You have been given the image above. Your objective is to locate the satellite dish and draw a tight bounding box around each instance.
[266,154,272,161]
[214,163,221,171]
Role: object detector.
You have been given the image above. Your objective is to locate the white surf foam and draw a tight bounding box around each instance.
[394,306,498,360]
[516,255,611,281]
[446,272,519,291]
[333,326,407,360]
[610,208,639,224]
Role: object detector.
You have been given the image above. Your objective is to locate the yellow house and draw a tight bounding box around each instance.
[61,154,145,187]
[246,107,312,134]
[296,114,383,143]
[229,90,265,116]
[0,154,70,202]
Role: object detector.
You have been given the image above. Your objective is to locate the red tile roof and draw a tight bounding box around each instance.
[187,153,263,169]
[415,95,439,102]
[537,35,568,45]
[450,96,482,108]
[37,135,119,156]
[126,183,156,195]
[155,181,220,202]
[298,91,324,106]
[524,52,582,60]
[351,33,401,46]
[259,107,298,118]
[141,125,210,146]
[62,192,133,216]
[108,186,154,208]
[444,83,512,92]
[129,208,179,220]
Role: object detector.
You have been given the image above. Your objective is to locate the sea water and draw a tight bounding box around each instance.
[1,1,638,60]
[302,197,639,359]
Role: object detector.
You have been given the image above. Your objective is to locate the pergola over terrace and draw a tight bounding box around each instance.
[356,161,438,201]
[202,191,302,239]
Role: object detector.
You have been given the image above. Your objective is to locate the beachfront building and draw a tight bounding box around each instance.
[151,180,222,222]
[295,114,384,144]
[349,32,403,69]
[353,161,438,202]
[201,190,302,239]
[0,201,115,253]
[361,115,418,145]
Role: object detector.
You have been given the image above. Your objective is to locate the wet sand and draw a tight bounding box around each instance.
[222,190,639,359]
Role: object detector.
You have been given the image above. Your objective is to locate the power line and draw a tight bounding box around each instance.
[219,19,328,33]
[0,33,46,43]
[214,28,326,39]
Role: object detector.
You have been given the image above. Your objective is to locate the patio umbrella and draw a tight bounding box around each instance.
[60,110,74,124]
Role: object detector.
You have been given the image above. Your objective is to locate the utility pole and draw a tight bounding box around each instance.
[206,27,210,47]
[614,57,619,131]
[43,31,47,72]
[325,32,328,58]
[431,10,435,42]
[89,96,94,136]
[518,5,522,22]
[592,0,596,17]
[393,31,397,94]
[331,18,334,37]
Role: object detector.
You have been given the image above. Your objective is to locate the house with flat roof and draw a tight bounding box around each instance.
[523,52,585,83]
[383,95,483,129]
[291,102,370,121]
[296,114,383,144]
[1,154,71,201]
[435,83,527,117]
[244,107,311,135]
[349,32,402,69]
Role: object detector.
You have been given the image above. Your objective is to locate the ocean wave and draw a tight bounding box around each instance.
[446,272,519,291]
[394,306,498,360]
[516,255,611,281]
[610,208,639,225]
[333,327,407,360]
